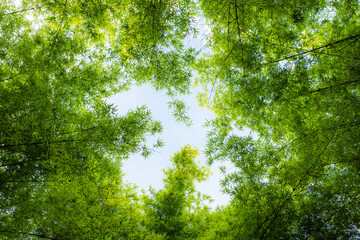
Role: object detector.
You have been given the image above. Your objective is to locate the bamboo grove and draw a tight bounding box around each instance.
[1,0,360,239]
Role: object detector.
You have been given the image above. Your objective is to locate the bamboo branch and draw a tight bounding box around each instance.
[227,2,231,49]
[0,138,77,150]
[267,34,360,64]
[309,78,360,94]
[234,0,244,64]
[255,129,338,240]
[5,5,41,15]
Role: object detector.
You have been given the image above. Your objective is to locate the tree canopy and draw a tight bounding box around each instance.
[1,0,360,239]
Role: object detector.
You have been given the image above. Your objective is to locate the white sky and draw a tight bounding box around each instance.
[107,84,231,208]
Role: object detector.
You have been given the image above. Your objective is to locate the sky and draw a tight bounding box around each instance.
[107,84,231,208]
[106,13,236,208]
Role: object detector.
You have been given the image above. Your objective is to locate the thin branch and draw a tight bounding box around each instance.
[207,0,246,105]
[227,2,232,49]
[266,33,360,64]
[0,138,77,150]
[309,78,360,94]
[282,78,360,103]
[2,74,20,82]
[0,231,58,240]
[23,233,59,240]
[258,177,305,240]
[207,46,235,104]
[0,158,46,168]
[44,0,68,65]
[234,0,244,64]
[5,5,41,15]
[255,127,339,240]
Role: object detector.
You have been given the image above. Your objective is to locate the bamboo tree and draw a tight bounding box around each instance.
[196,0,360,238]
[142,145,210,240]
[1,0,196,237]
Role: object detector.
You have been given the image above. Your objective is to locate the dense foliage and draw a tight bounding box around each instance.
[1,0,359,239]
